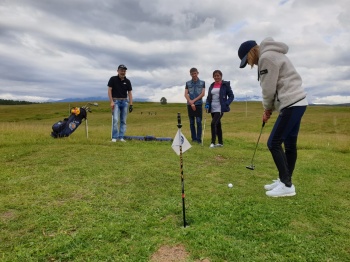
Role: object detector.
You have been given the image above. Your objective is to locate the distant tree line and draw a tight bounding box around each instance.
[0,99,38,105]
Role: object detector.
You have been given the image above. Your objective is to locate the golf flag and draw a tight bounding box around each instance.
[171,130,192,155]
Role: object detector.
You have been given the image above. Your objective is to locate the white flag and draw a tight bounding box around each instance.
[171,130,192,155]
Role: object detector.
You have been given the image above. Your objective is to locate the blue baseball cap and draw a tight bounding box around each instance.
[238,40,257,68]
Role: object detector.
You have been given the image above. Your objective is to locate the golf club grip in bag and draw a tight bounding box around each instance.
[51,107,87,138]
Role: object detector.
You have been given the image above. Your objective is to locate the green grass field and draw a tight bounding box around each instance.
[1,101,349,261]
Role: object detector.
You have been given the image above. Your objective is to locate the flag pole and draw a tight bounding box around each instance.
[177,112,187,228]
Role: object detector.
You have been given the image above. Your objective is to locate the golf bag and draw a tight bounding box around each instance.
[51,107,87,138]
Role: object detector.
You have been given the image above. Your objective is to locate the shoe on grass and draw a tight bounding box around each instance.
[266,183,296,197]
[120,138,126,142]
[264,179,280,191]
[209,143,215,148]
[215,144,223,147]
[111,139,117,142]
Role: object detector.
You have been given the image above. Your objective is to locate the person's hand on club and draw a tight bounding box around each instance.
[110,101,114,110]
[129,105,133,113]
[191,103,196,111]
[263,109,272,123]
[205,104,209,113]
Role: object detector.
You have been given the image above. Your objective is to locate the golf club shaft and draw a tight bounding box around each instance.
[111,111,113,139]
[202,115,206,146]
[250,122,265,165]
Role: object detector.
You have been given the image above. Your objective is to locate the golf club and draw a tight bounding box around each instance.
[201,114,206,146]
[82,102,98,113]
[246,121,265,170]
[111,110,113,140]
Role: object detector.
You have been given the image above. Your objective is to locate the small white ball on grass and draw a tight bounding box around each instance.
[228,183,233,188]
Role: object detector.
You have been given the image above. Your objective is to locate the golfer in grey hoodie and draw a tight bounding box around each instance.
[238,37,308,197]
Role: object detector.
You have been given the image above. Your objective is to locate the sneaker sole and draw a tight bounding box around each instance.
[266,192,296,197]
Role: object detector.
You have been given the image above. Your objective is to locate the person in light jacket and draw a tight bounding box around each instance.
[205,70,234,148]
[238,37,308,197]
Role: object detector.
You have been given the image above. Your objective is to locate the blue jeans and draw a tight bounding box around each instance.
[189,115,202,143]
[112,100,128,139]
[267,106,307,186]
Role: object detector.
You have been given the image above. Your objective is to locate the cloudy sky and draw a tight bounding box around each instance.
[0,0,349,104]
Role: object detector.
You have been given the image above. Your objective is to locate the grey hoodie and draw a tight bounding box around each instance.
[259,37,306,112]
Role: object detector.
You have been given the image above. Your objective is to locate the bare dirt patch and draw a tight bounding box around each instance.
[0,210,17,222]
[150,245,189,262]
[150,244,210,262]
[215,154,227,161]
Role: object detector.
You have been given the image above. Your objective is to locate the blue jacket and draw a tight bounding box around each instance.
[205,81,234,113]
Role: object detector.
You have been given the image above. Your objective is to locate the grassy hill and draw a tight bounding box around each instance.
[0,99,38,105]
[0,101,349,261]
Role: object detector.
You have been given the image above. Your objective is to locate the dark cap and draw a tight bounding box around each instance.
[118,64,127,70]
[238,40,257,68]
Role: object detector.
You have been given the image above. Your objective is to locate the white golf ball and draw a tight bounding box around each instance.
[228,183,233,188]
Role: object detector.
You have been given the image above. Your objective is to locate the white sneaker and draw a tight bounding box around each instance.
[264,179,280,191]
[215,144,223,147]
[111,139,117,142]
[209,143,215,148]
[120,138,126,142]
[266,183,296,197]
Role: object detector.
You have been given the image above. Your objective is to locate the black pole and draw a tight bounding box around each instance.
[177,112,187,228]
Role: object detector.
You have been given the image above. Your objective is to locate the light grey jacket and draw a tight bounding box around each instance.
[259,37,306,112]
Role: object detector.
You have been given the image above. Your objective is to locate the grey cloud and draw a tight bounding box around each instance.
[338,12,350,29]
[11,0,226,42]
[0,0,349,104]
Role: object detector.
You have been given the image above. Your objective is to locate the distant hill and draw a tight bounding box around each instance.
[53,96,262,103]
[309,103,350,107]
[234,96,261,102]
[54,96,150,103]
[0,99,38,105]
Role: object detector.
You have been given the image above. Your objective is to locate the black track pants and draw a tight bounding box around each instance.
[267,106,307,187]
[211,112,224,144]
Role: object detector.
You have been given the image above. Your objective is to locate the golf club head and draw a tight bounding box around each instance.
[83,106,91,112]
[246,165,255,170]
[86,102,98,107]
